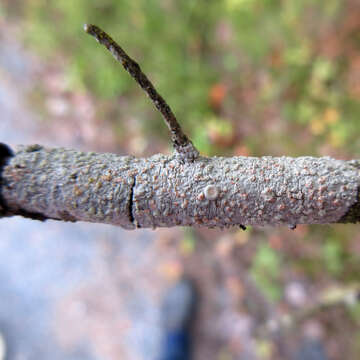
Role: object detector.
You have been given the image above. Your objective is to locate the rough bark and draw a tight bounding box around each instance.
[1,143,360,229]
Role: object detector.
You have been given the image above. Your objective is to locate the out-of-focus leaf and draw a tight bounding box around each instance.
[322,241,343,276]
[251,243,282,301]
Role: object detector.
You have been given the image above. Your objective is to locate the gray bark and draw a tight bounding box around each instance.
[1,144,360,229]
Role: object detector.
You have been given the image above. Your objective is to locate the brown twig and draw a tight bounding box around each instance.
[84,24,199,162]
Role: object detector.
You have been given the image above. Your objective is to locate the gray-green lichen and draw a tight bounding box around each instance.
[1,145,360,229]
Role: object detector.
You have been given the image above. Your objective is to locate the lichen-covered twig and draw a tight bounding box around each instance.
[84,24,199,162]
[1,144,360,229]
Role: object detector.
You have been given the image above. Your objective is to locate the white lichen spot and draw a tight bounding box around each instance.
[203,185,219,200]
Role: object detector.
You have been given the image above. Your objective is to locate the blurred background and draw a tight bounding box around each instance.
[0,0,360,359]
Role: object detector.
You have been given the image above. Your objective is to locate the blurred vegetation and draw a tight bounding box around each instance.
[2,0,360,156]
[2,0,360,354]
[251,242,282,301]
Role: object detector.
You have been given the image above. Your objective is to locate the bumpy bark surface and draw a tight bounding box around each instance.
[1,144,360,229]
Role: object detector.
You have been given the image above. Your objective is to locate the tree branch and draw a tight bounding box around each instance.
[84,24,199,162]
[1,143,359,229]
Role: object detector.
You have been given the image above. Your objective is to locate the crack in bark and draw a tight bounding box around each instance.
[129,175,136,226]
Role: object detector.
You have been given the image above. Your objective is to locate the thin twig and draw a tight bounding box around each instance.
[84,24,199,162]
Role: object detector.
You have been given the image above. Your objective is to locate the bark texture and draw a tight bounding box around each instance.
[1,144,360,229]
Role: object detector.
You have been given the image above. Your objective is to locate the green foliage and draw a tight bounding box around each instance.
[322,239,344,276]
[251,243,282,301]
[181,228,197,255]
